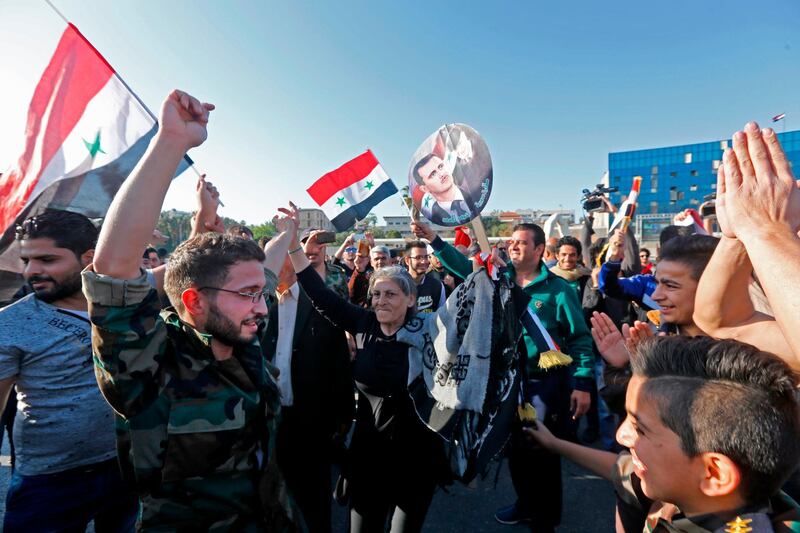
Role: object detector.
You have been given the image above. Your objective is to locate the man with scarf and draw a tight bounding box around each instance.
[411,220,594,532]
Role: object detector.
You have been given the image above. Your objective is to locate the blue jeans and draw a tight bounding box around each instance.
[4,458,139,533]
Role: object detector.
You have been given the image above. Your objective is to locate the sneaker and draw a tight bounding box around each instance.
[494,503,532,525]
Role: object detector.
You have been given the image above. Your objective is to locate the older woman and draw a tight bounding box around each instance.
[282,210,447,532]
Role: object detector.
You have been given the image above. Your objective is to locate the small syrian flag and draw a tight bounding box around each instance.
[0,23,189,270]
[307,150,398,232]
[772,113,786,122]
[520,307,573,370]
[609,176,642,234]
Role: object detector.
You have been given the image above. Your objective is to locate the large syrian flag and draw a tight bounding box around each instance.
[307,150,398,232]
[0,23,190,271]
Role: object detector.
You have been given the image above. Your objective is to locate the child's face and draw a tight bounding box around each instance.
[617,376,703,505]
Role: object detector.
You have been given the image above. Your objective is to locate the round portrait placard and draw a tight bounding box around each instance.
[407,123,493,227]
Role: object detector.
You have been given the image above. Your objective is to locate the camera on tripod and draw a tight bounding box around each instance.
[581,184,619,212]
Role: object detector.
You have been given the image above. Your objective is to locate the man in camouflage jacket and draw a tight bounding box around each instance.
[83,90,301,531]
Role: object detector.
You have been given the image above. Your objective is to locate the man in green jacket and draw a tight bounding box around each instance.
[413,220,594,532]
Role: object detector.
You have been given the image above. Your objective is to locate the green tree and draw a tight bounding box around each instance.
[362,213,378,228]
[249,221,277,241]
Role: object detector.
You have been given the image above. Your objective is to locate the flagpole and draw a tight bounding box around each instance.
[43,0,68,24]
[42,0,220,205]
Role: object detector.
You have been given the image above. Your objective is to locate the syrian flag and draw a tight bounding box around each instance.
[307,150,398,232]
[519,307,573,370]
[773,113,786,122]
[609,176,642,234]
[0,23,189,271]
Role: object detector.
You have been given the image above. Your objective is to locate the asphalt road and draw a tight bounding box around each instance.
[0,434,616,532]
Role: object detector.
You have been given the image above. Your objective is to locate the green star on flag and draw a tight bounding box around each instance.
[336,197,346,207]
[83,130,106,158]
[364,180,374,190]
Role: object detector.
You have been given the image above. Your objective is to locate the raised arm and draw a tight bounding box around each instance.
[334,234,356,260]
[280,205,368,333]
[720,122,800,367]
[149,175,222,295]
[523,422,617,480]
[93,90,214,279]
[411,220,472,279]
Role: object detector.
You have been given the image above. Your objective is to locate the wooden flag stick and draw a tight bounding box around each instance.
[470,216,491,253]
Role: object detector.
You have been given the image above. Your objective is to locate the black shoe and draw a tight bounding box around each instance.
[494,503,532,525]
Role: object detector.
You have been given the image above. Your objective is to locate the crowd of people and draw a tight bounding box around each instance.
[1,89,799,533]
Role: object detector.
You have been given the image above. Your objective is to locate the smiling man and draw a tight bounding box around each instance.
[651,234,718,335]
[81,90,297,530]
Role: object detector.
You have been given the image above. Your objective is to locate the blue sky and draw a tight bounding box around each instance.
[1,0,798,225]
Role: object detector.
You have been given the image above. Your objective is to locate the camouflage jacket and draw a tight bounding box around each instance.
[82,268,302,532]
[324,262,349,301]
[613,452,800,532]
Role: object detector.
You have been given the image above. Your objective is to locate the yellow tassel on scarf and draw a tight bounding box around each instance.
[538,349,573,370]
[517,402,537,423]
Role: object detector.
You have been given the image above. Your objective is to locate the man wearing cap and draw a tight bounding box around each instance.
[348,245,391,306]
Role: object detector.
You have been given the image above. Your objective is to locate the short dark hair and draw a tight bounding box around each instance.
[511,223,546,247]
[157,248,169,259]
[227,225,253,239]
[642,376,800,503]
[164,232,266,312]
[659,225,695,247]
[631,336,799,398]
[556,235,582,256]
[144,247,157,258]
[404,240,428,253]
[657,234,719,280]
[15,209,98,259]
[412,153,437,185]
[640,247,651,258]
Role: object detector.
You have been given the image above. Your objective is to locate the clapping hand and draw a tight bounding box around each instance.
[590,312,629,367]
[721,122,800,241]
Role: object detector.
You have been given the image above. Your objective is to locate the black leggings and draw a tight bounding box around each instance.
[347,425,444,533]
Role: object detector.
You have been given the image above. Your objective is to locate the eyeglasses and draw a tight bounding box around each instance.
[199,286,269,303]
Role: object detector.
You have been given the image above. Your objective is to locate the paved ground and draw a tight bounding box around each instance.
[0,434,616,532]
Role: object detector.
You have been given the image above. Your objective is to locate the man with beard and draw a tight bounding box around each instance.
[0,209,138,532]
[82,90,298,530]
[403,240,445,313]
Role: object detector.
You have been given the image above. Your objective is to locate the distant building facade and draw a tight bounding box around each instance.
[297,208,336,232]
[605,129,800,246]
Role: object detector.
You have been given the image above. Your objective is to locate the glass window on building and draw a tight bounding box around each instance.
[670,171,677,178]
[720,140,728,150]
[684,152,693,164]
[650,201,659,214]
[690,184,698,191]
[690,170,698,177]
[690,198,699,205]
[650,175,658,192]
[712,160,721,170]
[670,186,678,203]
[651,165,658,174]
